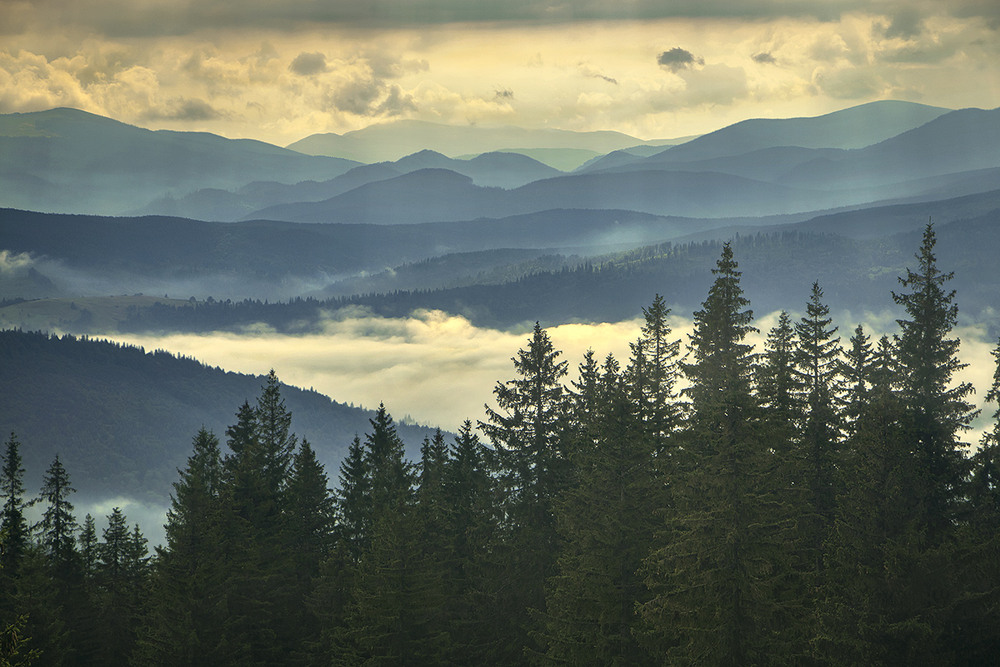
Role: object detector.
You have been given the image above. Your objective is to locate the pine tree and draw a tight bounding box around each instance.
[333,406,451,665]
[819,335,943,663]
[1,433,29,576]
[34,456,78,574]
[480,322,570,657]
[284,439,336,662]
[217,374,299,665]
[441,420,497,664]
[78,515,98,581]
[139,428,226,666]
[971,337,1000,529]
[642,243,794,664]
[892,222,977,536]
[793,282,843,574]
[636,294,681,451]
[542,353,660,665]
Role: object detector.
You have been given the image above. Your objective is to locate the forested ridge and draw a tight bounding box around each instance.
[5,224,1000,665]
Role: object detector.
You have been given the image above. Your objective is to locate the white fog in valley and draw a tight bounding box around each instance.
[70,307,1000,548]
[108,307,1000,441]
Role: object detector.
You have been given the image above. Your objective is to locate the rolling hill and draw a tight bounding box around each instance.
[0,329,439,503]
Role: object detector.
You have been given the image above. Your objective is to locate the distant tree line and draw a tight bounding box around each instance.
[4,223,1000,664]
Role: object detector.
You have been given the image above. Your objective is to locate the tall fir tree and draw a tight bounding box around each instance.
[792,282,843,575]
[34,456,78,571]
[642,243,796,664]
[138,428,226,666]
[480,322,570,658]
[542,353,660,665]
[1,433,29,576]
[892,222,977,536]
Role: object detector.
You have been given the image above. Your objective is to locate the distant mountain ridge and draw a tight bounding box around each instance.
[0,107,359,215]
[285,118,674,164]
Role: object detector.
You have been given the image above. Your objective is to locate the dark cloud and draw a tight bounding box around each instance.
[328,77,416,117]
[752,51,776,64]
[658,47,703,72]
[10,0,1000,38]
[145,98,221,121]
[290,51,327,75]
[884,8,924,39]
[579,64,619,84]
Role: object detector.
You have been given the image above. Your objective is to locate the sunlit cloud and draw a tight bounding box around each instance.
[0,7,996,145]
[104,306,1000,448]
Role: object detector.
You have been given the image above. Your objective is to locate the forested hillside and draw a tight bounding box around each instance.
[115,213,1000,333]
[0,331,437,500]
[4,225,1000,664]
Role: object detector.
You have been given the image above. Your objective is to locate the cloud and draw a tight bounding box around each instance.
[752,51,777,64]
[145,97,221,121]
[0,250,36,275]
[104,304,1000,450]
[9,1,1000,38]
[108,310,650,432]
[578,63,618,85]
[658,47,703,73]
[883,7,925,39]
[289,51,327,75]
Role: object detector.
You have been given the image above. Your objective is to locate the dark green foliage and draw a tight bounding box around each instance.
[793,282,843,575]
[892,222,977,535]
[138,428,226,666]
[34,457,77,573]
[1,434,29,576]
[480,322,571,658]
[541,353,661,665]
[642,243,798,665]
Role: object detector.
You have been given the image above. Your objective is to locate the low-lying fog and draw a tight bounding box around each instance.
[91,307,997,547]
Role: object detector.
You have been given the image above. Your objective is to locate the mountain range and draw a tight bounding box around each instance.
[4,99,1000,510]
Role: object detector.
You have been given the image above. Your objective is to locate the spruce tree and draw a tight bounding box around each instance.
[284,439,336,662]
[636,294,681,451]
[480,322,570,657]
[793,282,843,574]
[35,456,78,573]
[642,243,794,664]
[892,222,977,535]
[542,353,660,665]
[1,433,29,576]
[139,428,226,666]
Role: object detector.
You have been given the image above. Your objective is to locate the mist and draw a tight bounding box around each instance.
[105,306,999,443]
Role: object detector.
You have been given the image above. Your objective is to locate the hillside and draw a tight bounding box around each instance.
[0,108,359,215]
[0,329,439,502]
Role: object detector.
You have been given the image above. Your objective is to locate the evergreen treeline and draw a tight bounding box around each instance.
[5,223,1000,665]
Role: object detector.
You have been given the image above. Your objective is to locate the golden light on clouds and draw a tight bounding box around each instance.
[107,307,999,445]
[1,2,997,145]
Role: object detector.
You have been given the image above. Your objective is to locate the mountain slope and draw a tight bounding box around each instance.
[139,149,561,221]
[0,329,438,502]
[0,108,360,215]
[778,107,1000,191]
[638,100,950,164]
[248,167,851,223]
[286,118,661,162]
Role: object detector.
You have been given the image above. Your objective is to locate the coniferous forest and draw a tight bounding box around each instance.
[5,223,1000,665]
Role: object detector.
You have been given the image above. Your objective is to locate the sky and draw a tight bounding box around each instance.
[2,0,999,145]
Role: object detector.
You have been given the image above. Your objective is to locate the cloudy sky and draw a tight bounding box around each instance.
[2,1,999,145]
